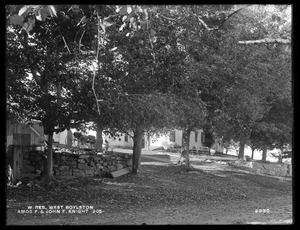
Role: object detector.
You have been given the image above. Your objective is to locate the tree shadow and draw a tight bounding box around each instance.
[189,160,208,165]
[142,154,171,159]
[138,163,208,176]
[141,154,172,164]
[200,167,292,192]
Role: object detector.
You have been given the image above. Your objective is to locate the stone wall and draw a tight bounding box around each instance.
[22,150,132,178]
[251,162,292,177]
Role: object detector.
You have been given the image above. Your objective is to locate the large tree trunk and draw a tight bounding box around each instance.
[238,141,245,159]
[146,132,151,151]
[278,146,283,163]
[42,110,55,185]
[22,30,56,185]
[182,128,192,168]
[132,126,144,175]
[66,128,72,147]
[262,144,267,162]
[44,132,54,184]
[95,123,103,152]
[251,147,255,159]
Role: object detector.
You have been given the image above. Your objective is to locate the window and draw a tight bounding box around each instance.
[169,131,176,142]
[195,131,198,142]
[201,132,205,144]
[125,134,128,142]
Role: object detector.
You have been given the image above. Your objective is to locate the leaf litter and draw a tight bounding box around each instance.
[6,159,292,224]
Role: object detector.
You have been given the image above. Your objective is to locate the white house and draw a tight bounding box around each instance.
[103,129,224,153]
[53,129,73,147]
[104,133,134,149]
[52,128,224,153]
[145,129,205,151]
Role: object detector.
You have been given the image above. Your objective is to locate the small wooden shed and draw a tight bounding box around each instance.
[6,120,44,183]
[6,120,44,150]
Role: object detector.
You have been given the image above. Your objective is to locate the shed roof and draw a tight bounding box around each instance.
[28,122,44,137]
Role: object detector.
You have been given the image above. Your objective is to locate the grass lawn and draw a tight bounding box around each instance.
[6,152,293,225]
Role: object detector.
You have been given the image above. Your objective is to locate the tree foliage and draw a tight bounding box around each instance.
[6,4,292,178]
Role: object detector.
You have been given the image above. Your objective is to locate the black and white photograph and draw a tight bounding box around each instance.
[5,4,293,225]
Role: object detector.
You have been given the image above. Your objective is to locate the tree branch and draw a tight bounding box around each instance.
[91,12,102,117]
[157,13,176,21]
[92,69,101,116]
[79,30,86,53]
[51,17,71,54]
[156,13,187,25]
[197,5,251,31]
[220,5,251,28]
[237,38,291,45]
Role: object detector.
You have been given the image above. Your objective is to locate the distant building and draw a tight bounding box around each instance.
[104,133,133,149]
[53,129,73,147]
[51,127,223,153]
[103,129,223,153]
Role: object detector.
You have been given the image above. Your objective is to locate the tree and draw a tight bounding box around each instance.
[249,96,293,162]
[206,5,291,160]
[171,96,207,167]
[7,5,171,177]
[110,94,179,174]
[7,4,292,176]
[202,129,215,154]
[9,5,253,174]
[152,5,241,166]
[172,4,292,162]
[91,5,209,172]
[7,5,75,183]
[77,4,291,168]
[6,5,115,182]
[240,5,292,162]
[167,5,258,160]
[248,132,263,159]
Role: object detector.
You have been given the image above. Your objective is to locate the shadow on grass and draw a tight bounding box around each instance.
[189,160,209,165]
[139,163,209,177]
[141,154,172,162]
[227,163,254,171]
[198,168,292,192]
[213,152,238,158]
[133,164,291,195]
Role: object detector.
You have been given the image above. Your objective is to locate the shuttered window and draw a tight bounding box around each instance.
[195,132,198,142]
[169,131,176,142]
[201,132,205,144]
